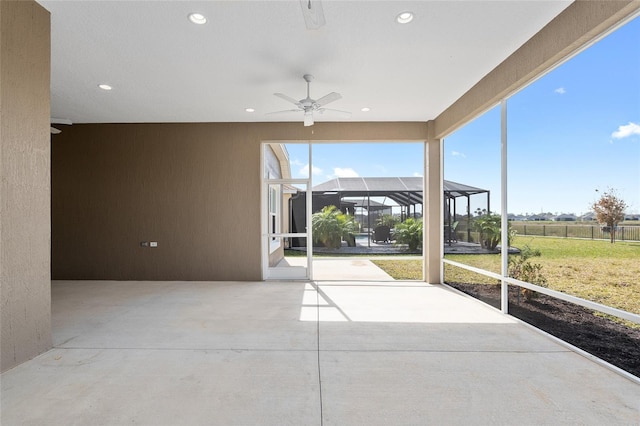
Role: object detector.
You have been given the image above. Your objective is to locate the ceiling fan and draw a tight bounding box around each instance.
[269,74,350,127]
[50,118,72,134]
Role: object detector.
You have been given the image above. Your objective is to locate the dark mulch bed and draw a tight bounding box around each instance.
[446,282,640,378]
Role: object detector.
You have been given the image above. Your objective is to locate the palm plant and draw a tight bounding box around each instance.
[473,214,502,249]
[473,214,516,250]
[312,205,358,249]
[394,217,423,251]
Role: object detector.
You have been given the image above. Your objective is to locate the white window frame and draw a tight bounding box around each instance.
[268,181,281,253]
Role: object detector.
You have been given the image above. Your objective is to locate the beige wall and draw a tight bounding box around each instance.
[51,122,428,281]
[0,1,52,372]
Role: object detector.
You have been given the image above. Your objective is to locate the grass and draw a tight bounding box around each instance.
[373,236,640,316]
[372,260,423,280]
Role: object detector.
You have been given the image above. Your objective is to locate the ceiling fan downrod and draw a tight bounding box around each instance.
[304,74,313,100]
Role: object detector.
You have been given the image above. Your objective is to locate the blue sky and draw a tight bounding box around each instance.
[286,142,424,181]
[286,16,639,216]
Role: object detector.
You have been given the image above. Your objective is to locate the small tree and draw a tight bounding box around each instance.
[474,207,487,217]
[592,189,627,243]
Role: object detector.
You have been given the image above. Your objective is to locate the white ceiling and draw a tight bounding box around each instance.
[39,0,572,124]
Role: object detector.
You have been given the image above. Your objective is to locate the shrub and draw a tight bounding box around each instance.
[509,245,548,301]
[312,205,358,249]
[394,218,423,251]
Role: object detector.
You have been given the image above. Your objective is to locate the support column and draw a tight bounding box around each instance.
[424,121,442,284]
[500,99,509,314]
[1,0,52,372]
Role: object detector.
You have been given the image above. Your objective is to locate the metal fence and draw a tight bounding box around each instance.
[452,222,640,243]
[510,223,640,241]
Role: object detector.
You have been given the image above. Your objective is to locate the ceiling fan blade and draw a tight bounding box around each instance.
[300,0,325,30]
[274,93,301,106]
[318,108,352,118]
[50,117,71,134]
[315,92,341,107]
[303,111,314,127]
[266,109,301,115]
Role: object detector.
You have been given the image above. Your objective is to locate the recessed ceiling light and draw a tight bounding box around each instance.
[245,108,255,113]
[188,13,207,25]
[361,107,371,112]
[396,11,414,24]
[98,84,112,91]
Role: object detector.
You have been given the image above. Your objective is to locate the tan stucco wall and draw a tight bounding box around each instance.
[0,1,52,372]
[51,122,428,281]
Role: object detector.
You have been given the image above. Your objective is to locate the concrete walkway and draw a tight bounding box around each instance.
[2,280,639,425]
[313,258,396,281]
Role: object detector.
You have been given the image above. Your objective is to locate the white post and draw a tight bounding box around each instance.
[307,142,313,280]
[260,143,267,280]
[439,138,444,284]
[422,140,428,282]
[500,99,509,314]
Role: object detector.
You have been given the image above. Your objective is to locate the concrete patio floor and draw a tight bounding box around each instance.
[2,280,639,425]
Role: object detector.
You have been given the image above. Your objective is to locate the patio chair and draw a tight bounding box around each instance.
[372,225,391,243]
[445,221,459,244]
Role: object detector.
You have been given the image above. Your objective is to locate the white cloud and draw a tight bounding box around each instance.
[300,163,323,176]
[611,122,640,140]
[290,158,305,167]
[451,151,466,158]
[554,87,566,94]
[412,172,423,177]
[333,167,359,178]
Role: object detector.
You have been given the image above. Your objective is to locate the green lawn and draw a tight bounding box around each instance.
[373,236,640,316]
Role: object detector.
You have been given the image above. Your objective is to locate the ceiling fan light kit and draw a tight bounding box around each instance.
[304,111,314,127]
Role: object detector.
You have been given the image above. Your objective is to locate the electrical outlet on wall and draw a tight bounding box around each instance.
[150,241,158,248]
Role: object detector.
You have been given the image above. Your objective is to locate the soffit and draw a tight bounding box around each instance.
[38,0,572,124]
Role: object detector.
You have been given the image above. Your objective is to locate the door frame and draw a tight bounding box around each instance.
[261,141,313,280]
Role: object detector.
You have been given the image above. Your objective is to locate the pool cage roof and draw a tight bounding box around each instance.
[312,177,489,206]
